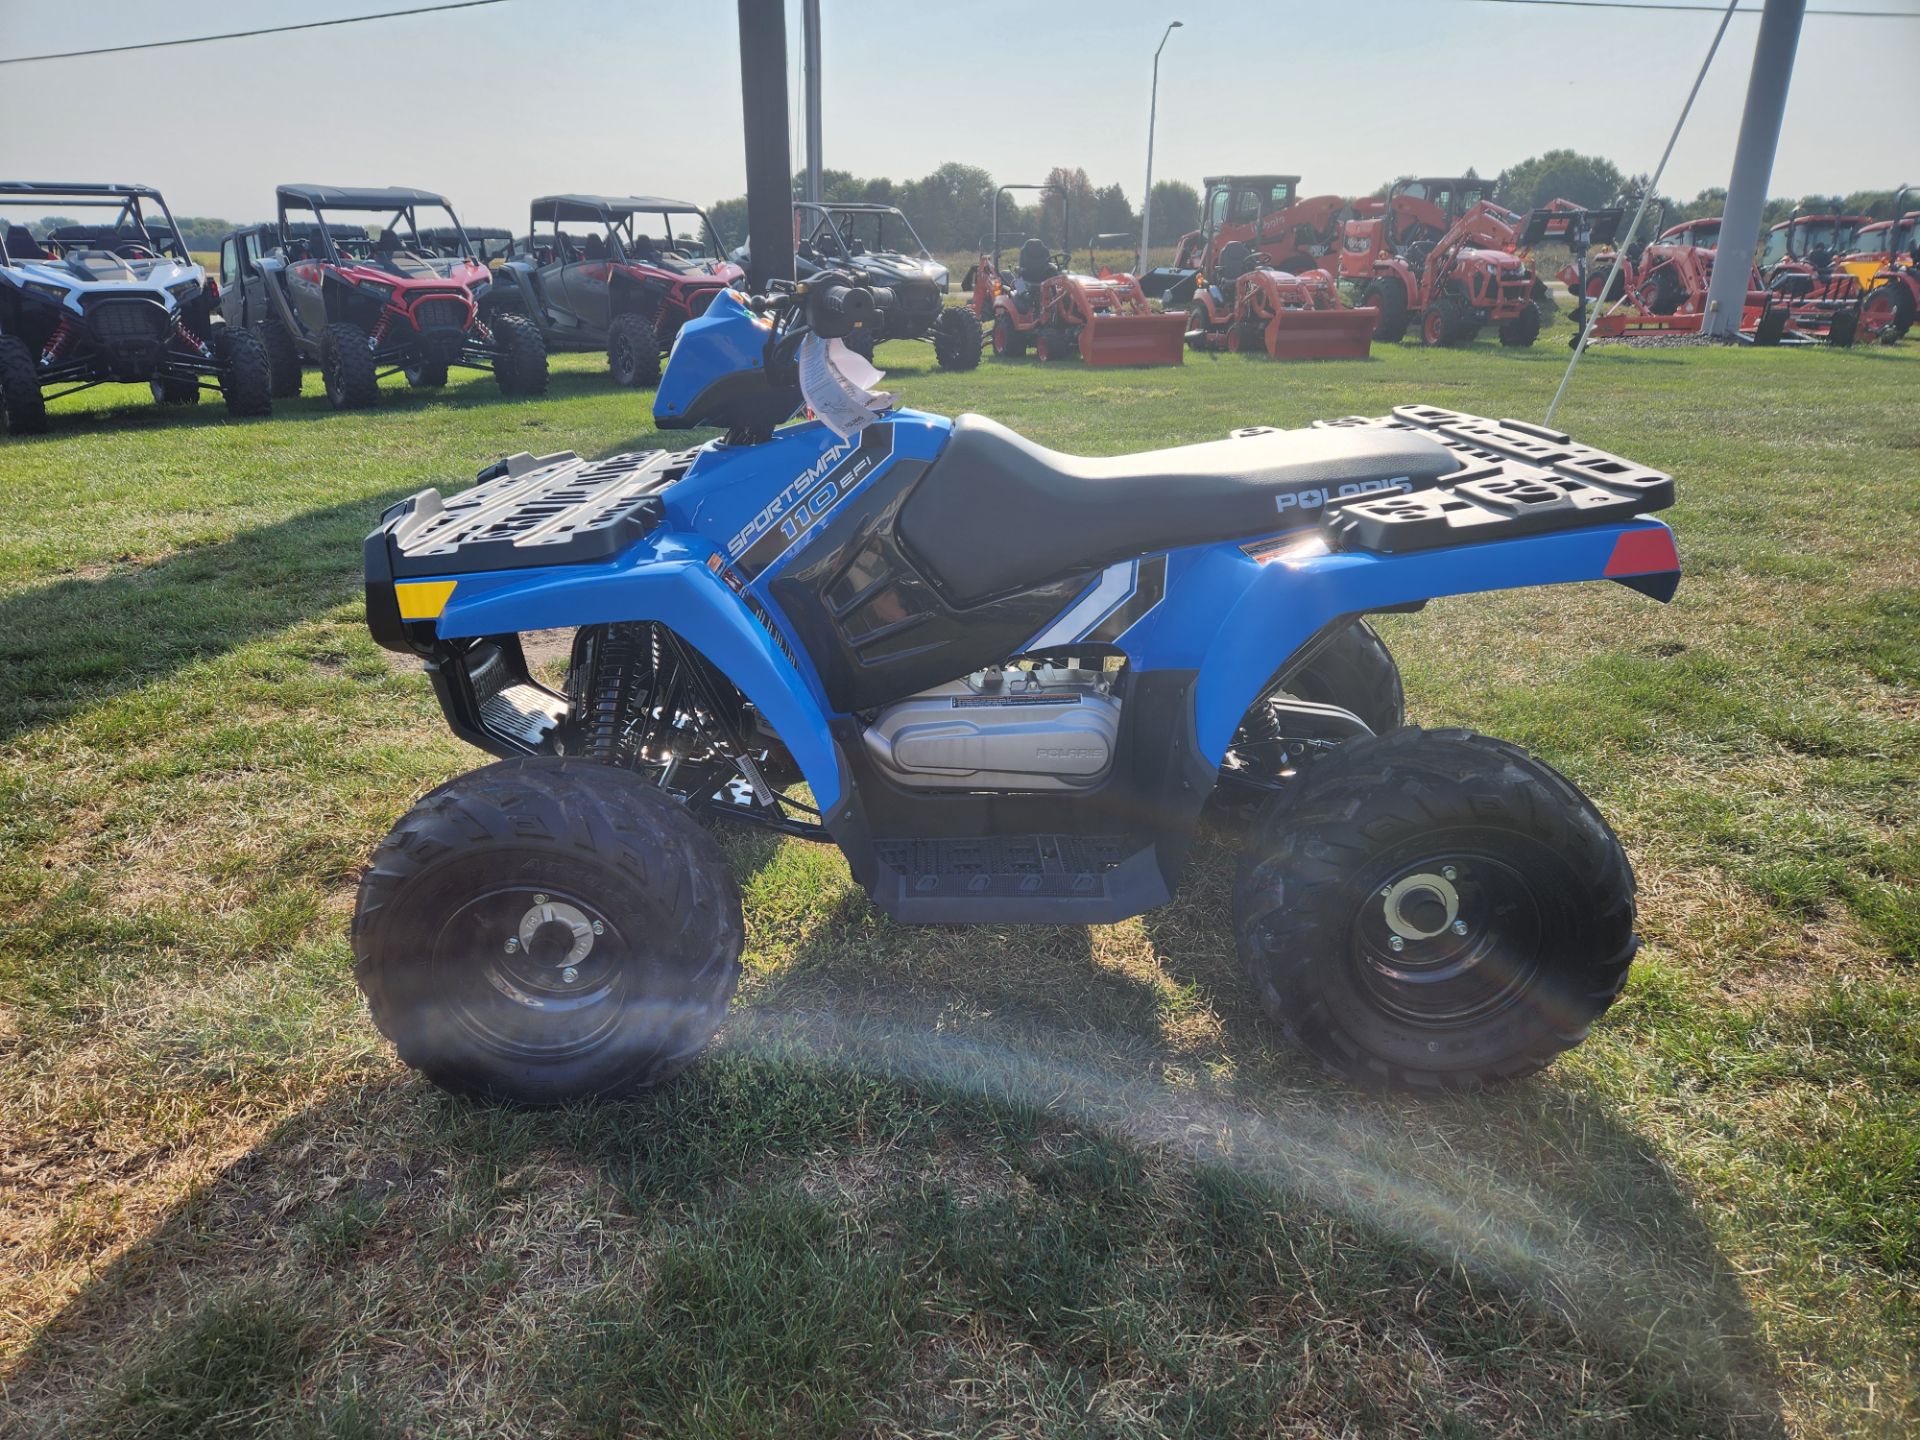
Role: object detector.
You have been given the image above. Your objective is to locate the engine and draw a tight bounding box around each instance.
[861,663,1120,791]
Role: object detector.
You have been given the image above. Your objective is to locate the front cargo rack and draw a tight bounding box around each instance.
[378,446,701,578]
[1312,407,1673,554]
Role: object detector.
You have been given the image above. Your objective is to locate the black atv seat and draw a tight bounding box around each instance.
[899,413,1459,605]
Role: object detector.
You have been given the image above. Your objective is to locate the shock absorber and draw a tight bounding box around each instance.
[368,314,391,347]
[174,320,212,358]
[39,316,77,366]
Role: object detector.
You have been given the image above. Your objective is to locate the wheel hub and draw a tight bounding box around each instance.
[1352,856,1542,1028]
[1380,871,1460,941]
[517,898,597,970]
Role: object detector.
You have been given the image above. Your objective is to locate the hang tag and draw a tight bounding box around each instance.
[798,334,897,439]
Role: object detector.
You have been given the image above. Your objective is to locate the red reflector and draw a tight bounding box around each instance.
[1604,527,1679,577]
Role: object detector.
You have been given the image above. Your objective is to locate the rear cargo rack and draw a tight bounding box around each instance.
[1312,407,1673,553]
[380,446,700,578]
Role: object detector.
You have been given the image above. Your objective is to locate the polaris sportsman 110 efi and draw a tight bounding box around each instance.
[358,275,1680,1102]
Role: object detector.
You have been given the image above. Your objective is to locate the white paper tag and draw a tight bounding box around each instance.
[798,334,897,439]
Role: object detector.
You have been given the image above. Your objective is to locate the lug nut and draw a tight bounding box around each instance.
[561,966,579,984]
[591,920,604,935]
[1442,866,1457,881]
[1380,885,1393,897]
[1389,935,1405,952]
[504,938,519,953]
[1451,920,1468,936]
[533,893,550,905]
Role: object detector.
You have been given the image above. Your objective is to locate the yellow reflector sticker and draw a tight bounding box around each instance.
[395,580,456,620]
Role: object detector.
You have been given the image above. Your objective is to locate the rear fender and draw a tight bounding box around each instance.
[431,548,846,813]
[1191,520,1680,763]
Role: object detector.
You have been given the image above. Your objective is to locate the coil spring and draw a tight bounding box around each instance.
[40,316,77,365]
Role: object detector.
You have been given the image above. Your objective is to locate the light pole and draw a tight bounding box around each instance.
[1137,19,1182,275]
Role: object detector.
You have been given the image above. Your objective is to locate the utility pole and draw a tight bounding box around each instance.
[1136,20,1182,275]
[737,0,794,290]
[1704,0,1805,337]
[803,0,823,205]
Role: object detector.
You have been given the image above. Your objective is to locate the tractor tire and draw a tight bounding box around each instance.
[1637,265,1686,316]
[352,756,744,1104]
[1361,277,1409,343]
[219,328,274,417]
[1498,303,1541,348]
[492,312,549,396]
[931,306,983,371]
[1421,292,1472,347]
[320,322,381,410]
[1232,727,1638,1090]
[405,358,449,389]
[1530,277,1556,324]
[258,319,303,398]
[607,311,661,388]
[991,314,1027,358]
[1861,281,1914,342]
[150,375,201,405]
[0,336,49,436]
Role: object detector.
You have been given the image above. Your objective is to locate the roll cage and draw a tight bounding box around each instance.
[795,201,934,264]
[274,184,476,266]
[0,181,187,264]
[525,196,728,273]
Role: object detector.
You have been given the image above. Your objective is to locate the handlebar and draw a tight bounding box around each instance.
[747,275,894,340]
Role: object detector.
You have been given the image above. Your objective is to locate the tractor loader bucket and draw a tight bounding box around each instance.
[1077,311,1188,366]
[1253,305,1377,360]
[1139,266,1201,304]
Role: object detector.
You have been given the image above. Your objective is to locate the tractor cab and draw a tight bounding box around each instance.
[1762,207,1871,273]
[1382,177,1494,253]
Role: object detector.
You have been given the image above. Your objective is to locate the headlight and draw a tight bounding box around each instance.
[23,280,68,303]
[359,281,395,302]
[926,263,950,291]
[167,279,200,302]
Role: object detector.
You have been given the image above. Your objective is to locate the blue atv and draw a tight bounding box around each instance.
[357,275,1681,1102]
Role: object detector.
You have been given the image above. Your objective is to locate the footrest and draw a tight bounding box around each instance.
[868,834,1168,924]
[1312,407,1673,554]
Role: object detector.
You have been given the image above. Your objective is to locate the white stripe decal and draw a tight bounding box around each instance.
[1024,561,1137,651]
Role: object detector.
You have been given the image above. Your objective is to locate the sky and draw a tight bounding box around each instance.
[2,0,1917,233]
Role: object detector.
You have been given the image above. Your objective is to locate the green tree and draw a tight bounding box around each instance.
[1494,150,1627,211]
[1092,183,1135,238]
[1147,180,1200,240]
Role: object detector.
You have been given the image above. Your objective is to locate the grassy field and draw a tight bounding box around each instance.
[1,335,1915,1439]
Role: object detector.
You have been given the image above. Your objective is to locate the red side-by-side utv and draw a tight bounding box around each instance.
[967,184,1185,366]
[1327,176,1544,347]
[1181,241,1376,359]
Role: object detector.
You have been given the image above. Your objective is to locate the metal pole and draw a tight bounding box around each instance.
[737,0,793,290]
[1704,0,1806,338]
[1137,20,1181,275]
[802,0,822,205]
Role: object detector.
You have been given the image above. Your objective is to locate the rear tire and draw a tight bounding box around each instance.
[1860,281,1913,342]
[991,313,1027,358]
[150,375,201,405]
[1637,264,1685,316]
[1361,276,1409,343]
[219,328,274,417]
[1498,302,1541,348]
[492,312,549,395]
[353,757,744,1104]
[258,319,303,398]
[606,311,661,388]
[932,306,983,371]
[0,336,49,435]
[321,322,380,409]
[1232,727,1637,1089]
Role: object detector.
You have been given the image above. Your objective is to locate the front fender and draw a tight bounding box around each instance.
[1191,520,1680,763]
[434,547,846,813]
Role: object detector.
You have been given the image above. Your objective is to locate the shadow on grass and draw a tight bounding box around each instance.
[0,489,414,745]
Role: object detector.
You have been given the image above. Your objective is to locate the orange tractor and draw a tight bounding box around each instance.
[967,184,1185,366]
[1841,185,1917,341]
[1181,240,1375,359]
[1328,176,1545,347]
[1141,175,1351,305]
[1755,202,1868,344]
[1553,205,1775,341]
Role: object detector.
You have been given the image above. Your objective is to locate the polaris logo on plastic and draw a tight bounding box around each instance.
[1274,476,1411,514]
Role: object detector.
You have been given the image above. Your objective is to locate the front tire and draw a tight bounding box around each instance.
[932,306,983,370]
[405,358,448,389]
[353,757,744,1104]
[1361,276,1409,343]
[492,312,549,395]
[1232,727,1637,1089]
[258,319,303,398]
[0,336,49,435]
[606,311,661,388]
[219,328,274,416]
[1498,302,1541,348]
[321,322,380,409]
